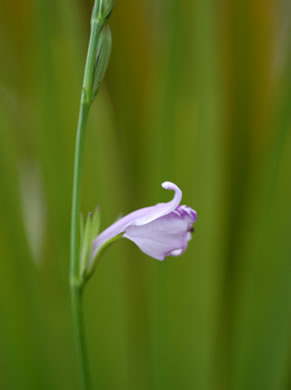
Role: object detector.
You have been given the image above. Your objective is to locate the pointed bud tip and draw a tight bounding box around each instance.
[102,0,115,18]
[92,25,112,98]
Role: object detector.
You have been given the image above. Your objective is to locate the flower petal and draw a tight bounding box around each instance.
[132,181,182,226]
[124,205,196,261]
[89,181,183,266]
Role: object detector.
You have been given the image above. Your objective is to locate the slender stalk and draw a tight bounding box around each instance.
[70,101,90,390]
[70,101,90,284]
[69,2,106,389]
[71,286,91,390]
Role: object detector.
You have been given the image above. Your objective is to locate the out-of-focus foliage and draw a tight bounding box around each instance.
[0,1,290,389]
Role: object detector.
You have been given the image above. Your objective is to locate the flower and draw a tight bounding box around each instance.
[89,181,197,266]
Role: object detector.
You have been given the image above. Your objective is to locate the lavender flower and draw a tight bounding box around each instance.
[89,181,197,267]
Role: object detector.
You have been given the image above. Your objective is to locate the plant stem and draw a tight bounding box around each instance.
[70,101,91,390]
[71,285,91,390]
[69,2,105,389]
[70,101,90,284]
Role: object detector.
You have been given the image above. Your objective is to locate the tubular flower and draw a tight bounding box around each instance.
[89,182,197,267]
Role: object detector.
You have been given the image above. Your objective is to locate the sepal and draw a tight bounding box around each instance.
[79,207,101,279]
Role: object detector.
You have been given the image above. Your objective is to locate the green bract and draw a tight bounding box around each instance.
[92,25,112,99]
[79,208,101,279]
[101,0,115,19]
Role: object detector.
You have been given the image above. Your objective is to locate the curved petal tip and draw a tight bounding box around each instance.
[161,181,178,190]
[161,181,182,205]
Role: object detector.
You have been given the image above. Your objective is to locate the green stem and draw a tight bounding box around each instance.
[71,286,91,390]
[69,2,105,389]
[70,100,91,390]
[70,101,90,284]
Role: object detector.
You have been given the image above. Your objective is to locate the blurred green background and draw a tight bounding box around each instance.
[0,1,291,389]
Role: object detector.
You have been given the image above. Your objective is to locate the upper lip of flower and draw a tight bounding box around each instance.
[89,181,197,266]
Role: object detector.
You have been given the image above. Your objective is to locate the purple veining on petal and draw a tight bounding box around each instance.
[89,181,197,266]
[172,205,197,223]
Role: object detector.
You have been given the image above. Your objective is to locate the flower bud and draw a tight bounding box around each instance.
[92,25,112,99]
[102,0,115,19]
